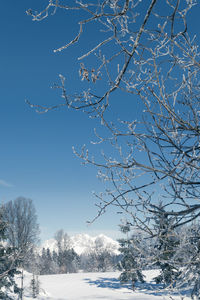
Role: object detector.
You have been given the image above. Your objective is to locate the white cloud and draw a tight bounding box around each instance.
[0,179,13,188]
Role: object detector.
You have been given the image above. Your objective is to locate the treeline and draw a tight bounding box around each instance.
[3,198,200,299]
[0,197,119,299]
[31,247,119,274]
[25,230,120,275]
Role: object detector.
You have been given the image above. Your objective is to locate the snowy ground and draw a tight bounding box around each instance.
[15,270,191,300]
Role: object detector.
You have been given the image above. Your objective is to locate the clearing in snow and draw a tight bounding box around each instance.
[15,270,190,300]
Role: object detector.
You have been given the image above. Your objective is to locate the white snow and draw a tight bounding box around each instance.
[15,270,190,300]
[40,233,120,255]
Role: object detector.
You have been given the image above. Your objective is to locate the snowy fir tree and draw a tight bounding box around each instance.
[57,248,80,273]
[0,207,20,299]
[118,224,145,290]
[79,253,99,272]
[30,273,40,298]
[40,248,53,275]
[96,250,113,272]
[38,244,80,275]
[23,247,41,275]
[176,223,200,299]
[152,206,180,287]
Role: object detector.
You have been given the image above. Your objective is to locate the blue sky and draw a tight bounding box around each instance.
[0,0,130,241]
[1,1,200,242]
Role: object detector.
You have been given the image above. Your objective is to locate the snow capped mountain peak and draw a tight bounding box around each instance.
[41,233,119,255]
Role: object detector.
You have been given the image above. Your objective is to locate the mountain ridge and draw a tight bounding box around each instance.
[40,233,120,255]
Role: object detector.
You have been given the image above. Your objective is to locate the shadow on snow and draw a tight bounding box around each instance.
[84,275,191,298]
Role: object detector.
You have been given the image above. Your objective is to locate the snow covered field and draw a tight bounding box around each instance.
[15,270,190,300]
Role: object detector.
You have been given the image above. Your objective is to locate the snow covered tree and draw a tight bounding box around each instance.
[27,0,200,230]
[176,223,200,299]
[118,224,145,290]
[152,206,180,286]
[3,197,40,264]
[38,248,59,275]
[53,229,79,273]
[91,237,117,272]
[0,207,20,299]
[23,247,40,275]
[27,0,200,292]
[3,197,40,299]
[40,248,50,275]
[57,248,79,273]
[30,273,40,298]
[96,250,113,272]
[79,252,98,272]
[54,230,71,253]
[80,250,118,272]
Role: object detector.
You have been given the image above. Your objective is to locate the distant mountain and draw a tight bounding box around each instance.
[40,233,120,255]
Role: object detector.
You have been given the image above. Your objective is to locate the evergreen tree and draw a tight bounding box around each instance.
[118,224,145,290]
[177,223,200,299]
[153,207,180,286]
[23,247,40,275]
[52,250,58,265]
[80,251,118,273]
[96,250,113,272]
[80,253,98,272]
[58,248,79,273]
[39,248,56,275]
[0,208,20,299]
[30,273,40,298]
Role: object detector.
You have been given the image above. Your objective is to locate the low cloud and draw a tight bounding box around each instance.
[0,179,13,188]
